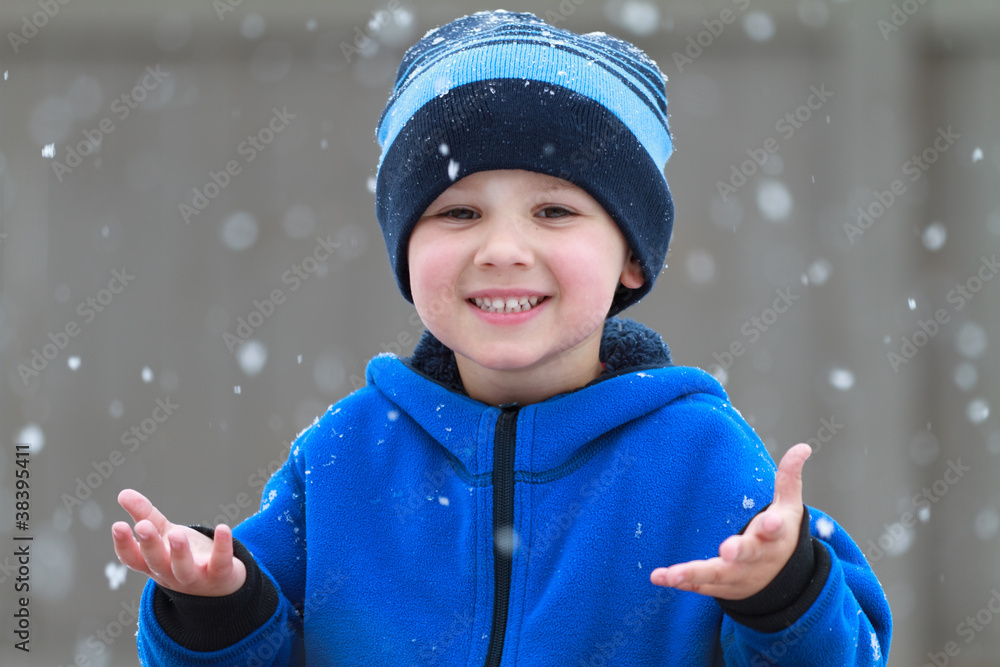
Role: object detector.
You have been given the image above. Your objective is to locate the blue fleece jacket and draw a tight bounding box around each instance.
[135,317,891,665]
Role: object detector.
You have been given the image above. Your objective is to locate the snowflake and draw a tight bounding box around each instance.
[742,495,755,509]
[816,517,835,539]
[870,632,881,661]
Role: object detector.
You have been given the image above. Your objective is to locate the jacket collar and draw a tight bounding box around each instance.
[402,316,672,398]
[366,316,691,475]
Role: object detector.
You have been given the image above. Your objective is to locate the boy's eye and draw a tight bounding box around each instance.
[537,206,572,219]
[441,207,478,220]
[436,206,573,220]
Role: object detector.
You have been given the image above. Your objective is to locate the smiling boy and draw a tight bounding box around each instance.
[114,10,891,665]
[409,168,644,406]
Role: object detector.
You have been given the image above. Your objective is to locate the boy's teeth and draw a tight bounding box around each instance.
[472,296,546,313]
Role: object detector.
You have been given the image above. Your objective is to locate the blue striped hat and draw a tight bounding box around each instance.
[374,10,674,315]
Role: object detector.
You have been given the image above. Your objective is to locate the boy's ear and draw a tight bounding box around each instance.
[620,250,644,289]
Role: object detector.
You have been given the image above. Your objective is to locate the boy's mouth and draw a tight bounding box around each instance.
[467,296,549,314]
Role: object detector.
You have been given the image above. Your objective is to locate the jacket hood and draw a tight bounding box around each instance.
[365,316,729,475]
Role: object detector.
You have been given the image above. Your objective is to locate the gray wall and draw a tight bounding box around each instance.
[0,0,998,664]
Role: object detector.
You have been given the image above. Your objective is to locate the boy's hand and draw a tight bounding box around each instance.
[649,444,811,600]
[111,489,247,597]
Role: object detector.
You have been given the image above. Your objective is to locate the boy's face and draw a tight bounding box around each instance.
[408,169,643,390]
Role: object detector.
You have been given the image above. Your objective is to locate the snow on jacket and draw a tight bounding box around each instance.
[136,316,892,665]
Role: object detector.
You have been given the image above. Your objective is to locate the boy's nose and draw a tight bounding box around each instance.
[473,218,534,269]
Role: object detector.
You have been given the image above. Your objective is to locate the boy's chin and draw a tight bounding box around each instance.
[455,347,549,373]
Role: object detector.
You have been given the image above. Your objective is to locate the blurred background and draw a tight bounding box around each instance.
[0,0,998,664]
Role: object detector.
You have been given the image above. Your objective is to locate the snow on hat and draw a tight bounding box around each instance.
[373,9,674,315]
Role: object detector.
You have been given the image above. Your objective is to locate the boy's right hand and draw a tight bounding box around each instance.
[112,489,247,597]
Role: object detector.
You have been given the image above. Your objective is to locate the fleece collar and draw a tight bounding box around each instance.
[402,316,672,397]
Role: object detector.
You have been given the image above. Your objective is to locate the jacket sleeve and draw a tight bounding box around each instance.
[718,506,893,666]
[135,431,313,666]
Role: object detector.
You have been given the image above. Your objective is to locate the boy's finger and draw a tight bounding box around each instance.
[168,529,199,587]
[660,559,728,589]
[111,522,152,576]
[719,534,761,564]
[118,489,174,535]
[754,510,787,541]
[135,519,174,582]
[208,524,234,578]
[772,443,811,509]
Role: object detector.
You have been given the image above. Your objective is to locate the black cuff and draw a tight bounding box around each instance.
[152,525,279,652]
[715,504,832,633]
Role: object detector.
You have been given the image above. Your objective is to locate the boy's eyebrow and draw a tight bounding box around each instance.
[442,179,575,194]
[540,181,574,193]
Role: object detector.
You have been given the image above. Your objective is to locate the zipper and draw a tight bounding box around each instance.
[484,402,519,667]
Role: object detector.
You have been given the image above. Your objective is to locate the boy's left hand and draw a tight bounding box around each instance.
[649,443,812,600]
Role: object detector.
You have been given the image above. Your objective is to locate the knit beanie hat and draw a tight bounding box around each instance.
[373,9,674,316]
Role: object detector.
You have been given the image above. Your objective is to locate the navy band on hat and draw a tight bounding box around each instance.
[374,10,674,315]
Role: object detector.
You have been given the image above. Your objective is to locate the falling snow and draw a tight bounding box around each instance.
[105,562,127,590]
[9,9,996,659]
[828,367,855,391]
[921,222,947,251]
